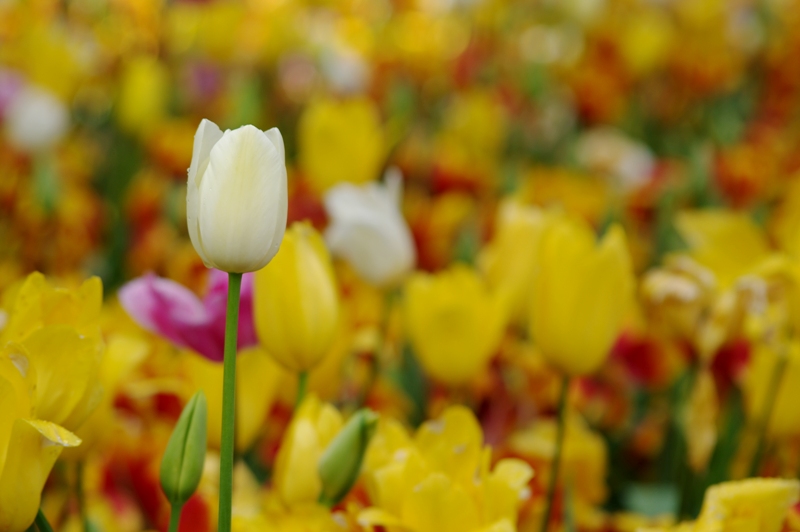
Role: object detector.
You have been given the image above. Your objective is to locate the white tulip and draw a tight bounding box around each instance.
[4,85,69,152]
[574,127,655,193]
[324,168,416,287]
[187,119,288,273]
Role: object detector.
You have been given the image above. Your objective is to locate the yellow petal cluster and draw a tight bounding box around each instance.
[404,265,506,386]
[530,218,634,376]
[254,222,341,373]
[0,272,106,531]
[359,406,533,532]
[642,478,799,532]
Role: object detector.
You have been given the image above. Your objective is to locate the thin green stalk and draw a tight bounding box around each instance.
[76,461,88,532]
[218,272,242,532]
[541,375,570,532]
[168,504,183,532]
[34,509,54,532]
[295,371,309,410]
[749,353,788,477]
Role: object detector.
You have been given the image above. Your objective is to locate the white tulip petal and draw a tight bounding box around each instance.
[198,125,287,272]
[188,119,223,185]
[323,177,416,286]
[187,119,224,267]
[264,127,285,164]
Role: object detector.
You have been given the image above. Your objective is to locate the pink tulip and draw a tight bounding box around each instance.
[119,270,257,361]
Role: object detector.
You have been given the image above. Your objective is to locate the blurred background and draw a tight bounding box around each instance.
[2,0,798,293]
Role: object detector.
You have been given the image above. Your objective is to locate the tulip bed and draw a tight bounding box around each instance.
[2,0,800,531]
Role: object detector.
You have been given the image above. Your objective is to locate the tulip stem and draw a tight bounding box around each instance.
[168,504,183,532]
[76,461,88,532]
[218,272,242,532]
[296,371,309,410]
[34,509,54,532]
[541,374,570,532]
[749,350,788,477]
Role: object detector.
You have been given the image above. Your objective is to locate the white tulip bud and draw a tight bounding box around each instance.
[187,119,288,273]
[324,167,416,287]
[4,85,69,152]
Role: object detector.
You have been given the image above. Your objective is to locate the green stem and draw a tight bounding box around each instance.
[749,353,788,478]
[34,509,54,532]
[76,461,87,532]
[295,371,309,410]
[541,374,570,532]
[218,272,242,532]
[168,504,183,532]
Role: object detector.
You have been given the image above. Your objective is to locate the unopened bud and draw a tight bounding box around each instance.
[317,408,378,506]
[160,391,208,508]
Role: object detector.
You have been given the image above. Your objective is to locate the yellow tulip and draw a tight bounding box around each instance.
[404,264,506,386]
[529,218,634,376]
[254,222,340,373]
[479,200,558,324]
[0,345,81,532]
[675,210,772,290]
[1,272,102,344]
[0,273,104,433]
[116,55,169,137]
[694,478,799,532]
[183,347,283,452]
[298,97,385,192]
[359,406,533,532]
[273,395,343,507]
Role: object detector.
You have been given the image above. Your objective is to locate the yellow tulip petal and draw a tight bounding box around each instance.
[415,406,483,485]
[404,265,504,385]
[401,473,480,532]
[299,97,385,192]
[23,325,103,431]
[273,395,343,507]
[236,347,284,451]
[475,520,516,532]
[676,210,771,289]
[358,507,411,530]
[254,222,340,372]
[696,478,799,532]
[0,419,80,532]
[183,348,283,452]
[274,419,323,505]
[483,459,534,524]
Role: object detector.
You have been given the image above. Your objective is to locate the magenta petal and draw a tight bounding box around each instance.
[120,270,258,362]
[120,273,224,360]
[202,270,258,351]
[237,273,258,349]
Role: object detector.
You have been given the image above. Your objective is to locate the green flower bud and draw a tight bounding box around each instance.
[160,391,208,508]
[317,408,378,506]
